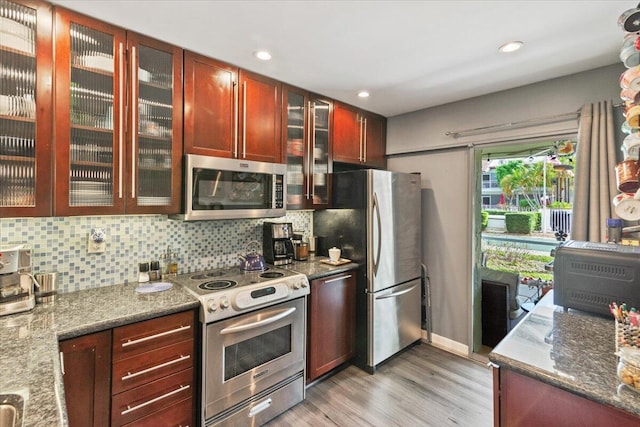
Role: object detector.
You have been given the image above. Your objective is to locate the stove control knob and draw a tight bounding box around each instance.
[300,280,308,288]
[292,281,301,290]
[220,297,230,309]
[208,300,218,312]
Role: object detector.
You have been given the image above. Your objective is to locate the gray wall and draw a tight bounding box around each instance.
[386,63,624,348]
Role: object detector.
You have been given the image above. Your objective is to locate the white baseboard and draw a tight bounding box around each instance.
[422,330,469,357]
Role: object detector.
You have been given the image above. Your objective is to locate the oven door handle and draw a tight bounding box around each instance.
[220,307,296,335]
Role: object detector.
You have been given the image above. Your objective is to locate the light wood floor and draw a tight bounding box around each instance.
[266,344,494,427]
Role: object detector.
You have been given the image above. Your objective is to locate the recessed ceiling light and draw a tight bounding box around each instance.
[254,50,272,61]
[498,41,523,53]
[357,91,370,98]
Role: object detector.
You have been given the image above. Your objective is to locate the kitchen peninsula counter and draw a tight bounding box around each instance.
[285,254,359,280]
[0,282,199,427]
[489,291,640,424]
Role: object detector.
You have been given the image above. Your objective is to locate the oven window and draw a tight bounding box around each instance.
[193,169,273,210]
[224,325,291,381]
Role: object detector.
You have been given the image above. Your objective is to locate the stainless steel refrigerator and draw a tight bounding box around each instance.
[314,169,422,373]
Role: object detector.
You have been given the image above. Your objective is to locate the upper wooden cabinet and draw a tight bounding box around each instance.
[53,7,183,216]
[282,85,332,209]
[0,0,53,217]
[333,101,386,169]
[184,51,282,163]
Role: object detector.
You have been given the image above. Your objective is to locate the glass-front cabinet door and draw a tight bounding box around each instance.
[126,33,182,214]
[0,0,53,217]
[283,85,332,209]
[54,9,125,215]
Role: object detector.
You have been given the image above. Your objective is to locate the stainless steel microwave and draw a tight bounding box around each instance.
[171,154,286,221]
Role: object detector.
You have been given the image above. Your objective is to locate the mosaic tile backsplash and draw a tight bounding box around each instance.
[0,212,312,293]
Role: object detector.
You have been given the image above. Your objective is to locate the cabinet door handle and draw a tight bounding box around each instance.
[233,80,239,158]
[324,274,352,284]
[118,42,124,199]
[363,117,367,163]
[121,324,191,348]
[121,354,191,381]
[130,45,137,199]
[311,103,316,200]
[242,80,247,159]
[121,384,190,415]
[358,114,363,162]
[59,351,65,375]
[305,101,312,199]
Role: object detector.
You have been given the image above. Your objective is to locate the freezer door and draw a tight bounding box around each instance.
[369,278,422,367]
[369,170,421,292]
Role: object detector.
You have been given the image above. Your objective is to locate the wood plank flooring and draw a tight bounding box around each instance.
[266,344,493,427]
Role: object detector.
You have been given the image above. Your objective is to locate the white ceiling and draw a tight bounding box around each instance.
[52,0,630,117]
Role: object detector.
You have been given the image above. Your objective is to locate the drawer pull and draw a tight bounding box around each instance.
[324,274,352,284]
[121,325,191,348]
[248,398,272,418]
[122,354,191,381]
[121,384,190,415]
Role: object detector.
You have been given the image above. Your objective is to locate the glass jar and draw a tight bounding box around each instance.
[617,347,640,392]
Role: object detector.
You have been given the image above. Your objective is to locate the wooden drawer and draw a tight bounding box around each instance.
[122,397,193,427]
[112,339,194,394]
[113,310,195,361]
[111,367,193,426]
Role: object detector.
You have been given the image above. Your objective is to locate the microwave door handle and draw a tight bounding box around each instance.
[373,191,381,276]
[220,307,296,334]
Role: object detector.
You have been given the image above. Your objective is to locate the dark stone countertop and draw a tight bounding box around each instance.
[489,290,640,417]
[282,254,359,280]
[0,281,199,427]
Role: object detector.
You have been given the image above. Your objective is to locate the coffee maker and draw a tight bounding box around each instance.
[0,243,37,316]
[262,222,294,265]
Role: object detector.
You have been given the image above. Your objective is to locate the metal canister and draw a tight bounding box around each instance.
[34,272,58,303]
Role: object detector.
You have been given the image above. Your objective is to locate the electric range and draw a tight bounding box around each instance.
[171,265,309,323]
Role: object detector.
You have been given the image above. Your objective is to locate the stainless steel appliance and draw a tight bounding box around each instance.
[314,169,422,373]
[0,244,37,316]
[171,266,309,426]
[172,154,287,221]
[554,240,640,316]
[262,222,295,265]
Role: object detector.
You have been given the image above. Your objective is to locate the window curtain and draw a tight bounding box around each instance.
[571,101,617,242]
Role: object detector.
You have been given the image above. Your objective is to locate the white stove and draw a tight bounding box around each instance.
[171,266,309,323]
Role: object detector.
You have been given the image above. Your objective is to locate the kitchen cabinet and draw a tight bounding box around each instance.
[111,310,196,426]
[53,7,183,216]
[333,101,386,169]
[184,51,282,163]
[283,85,332,209]
[59,330,112,427]
[0,0,53,217]
[307,271,356,382]
[493,367,640,427]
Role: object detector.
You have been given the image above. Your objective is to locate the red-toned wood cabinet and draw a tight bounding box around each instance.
[282,85,332,209]
[493,367,640,427]
[59,330,112,427]
[307,272,356,382]
[333,101,386,169]
[53,7,183,216]
[0,0,53,217]
[184,51,282,163]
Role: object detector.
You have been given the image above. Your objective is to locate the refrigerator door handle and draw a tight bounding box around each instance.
[373,191,382,276]
[375,285,417,300]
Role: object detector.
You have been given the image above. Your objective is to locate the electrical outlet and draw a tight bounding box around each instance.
[88,228,106,254]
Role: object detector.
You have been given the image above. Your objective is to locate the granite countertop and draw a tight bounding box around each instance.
[489,290,640,417]
[0,281,199,427]
[283,254,359,280]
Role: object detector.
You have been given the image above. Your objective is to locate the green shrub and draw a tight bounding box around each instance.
[481,211,489,230]
[518,199,535,208]
[549,201,572,209]
[534,212,541,231]
[504,212,536,234]
[484,209,506,216]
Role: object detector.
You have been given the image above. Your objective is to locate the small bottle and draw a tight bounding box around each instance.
[138,262,150,283]
[149,260,160,281]
[607,218,623,244]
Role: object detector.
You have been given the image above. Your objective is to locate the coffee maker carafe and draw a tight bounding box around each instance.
[0,243,37,316]
[262,222,294,265]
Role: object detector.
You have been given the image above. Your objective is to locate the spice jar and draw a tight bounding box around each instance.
[617,347,640,392]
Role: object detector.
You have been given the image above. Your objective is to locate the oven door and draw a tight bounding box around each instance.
[204,297,305,420]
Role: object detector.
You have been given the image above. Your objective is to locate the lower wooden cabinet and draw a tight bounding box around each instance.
[307,272,356,382]
[59,330,112,427]
[493,367,640,427]
[59,309,197,427]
